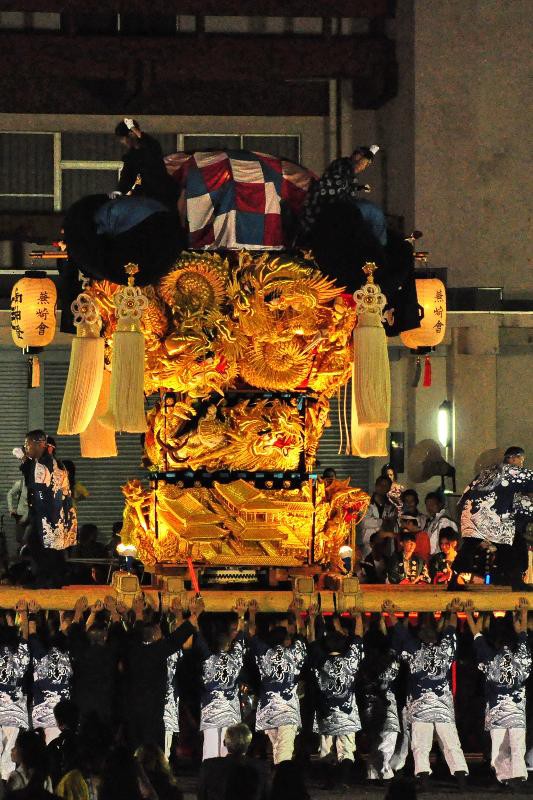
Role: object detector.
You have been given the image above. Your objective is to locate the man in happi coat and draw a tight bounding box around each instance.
[20,430,77,588]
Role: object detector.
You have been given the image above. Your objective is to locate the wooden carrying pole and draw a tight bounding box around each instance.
[0,586,527,612]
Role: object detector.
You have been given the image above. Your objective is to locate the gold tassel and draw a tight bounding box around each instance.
[350,375,388,457]
[80,370,117,458]
[352,262,391,428]
[100,264,148,434]
[58,293,104,435]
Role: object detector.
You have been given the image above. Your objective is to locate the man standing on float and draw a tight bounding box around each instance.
[20,430,77,588]
[455,447,533,587]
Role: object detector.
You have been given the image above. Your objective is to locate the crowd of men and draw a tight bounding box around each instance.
[0,591,531,798]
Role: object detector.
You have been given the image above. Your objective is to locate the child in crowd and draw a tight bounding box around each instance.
[465,598,531,787]
[383,598,468,791]
[398,516,431,563]
[248,599,308,764]
[196,599,248,761]
[429,527,460,584]
[308,606,364,789]
[0,600,30,780]
[387,532,430,584]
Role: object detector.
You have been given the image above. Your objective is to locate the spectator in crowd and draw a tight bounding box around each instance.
[46,700,79,790]
[4,729,53,797]
[197,723,270,800]
[399,515,431,563]
[97,745,155,800]
[429,527,460,584]
[465,598,531,787]
[308,606,363,790]
[358,531,390,583]
[135,743,183,800]
[380,464,405,511]
[249,600,308,765]
[360,476,398,555]
[425,492,458,554]
[196,600,248,760]
[383,598,468,792]
[55,714,111,799]
[401,489,428,531]
[6,478,28,549]
[387,532,430,585]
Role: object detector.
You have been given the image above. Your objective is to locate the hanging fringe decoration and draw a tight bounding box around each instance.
[58,293,104,435]
[412,355,422,388]
[350,361,388,457]
[337,386,343,456]
[100,263,148,434]
[352,262,391,428]
[423,354,432,387]
[343,382,350,456]
[80,370,117,458]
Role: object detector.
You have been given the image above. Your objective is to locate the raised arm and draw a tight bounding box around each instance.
[445,597,463,630]
[14,599,28,641]
[288,598,306,636]
[247,599,258,638]
[464,599,483,637]
[347,607,364,638]
[86,600,104,631]
[514,597,529,635]
[104,595,121,625]
[73,596,89,626]
[168,596,184,633]
[307,602,319,643]
[233,598,247,634]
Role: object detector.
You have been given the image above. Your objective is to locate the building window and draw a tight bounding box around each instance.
[0,132,55,211]
[0,130,302,213]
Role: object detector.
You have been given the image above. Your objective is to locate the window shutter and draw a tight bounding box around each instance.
[316,383,370,491]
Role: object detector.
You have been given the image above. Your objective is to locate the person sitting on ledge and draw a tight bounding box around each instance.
[387,532,430,585]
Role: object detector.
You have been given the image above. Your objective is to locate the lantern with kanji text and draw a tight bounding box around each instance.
[400,278,446,350]
[10,271,57,349]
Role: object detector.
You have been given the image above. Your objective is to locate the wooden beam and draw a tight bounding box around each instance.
[0,586,525,612]
[0,1,392,18]
[0,32,393,83]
